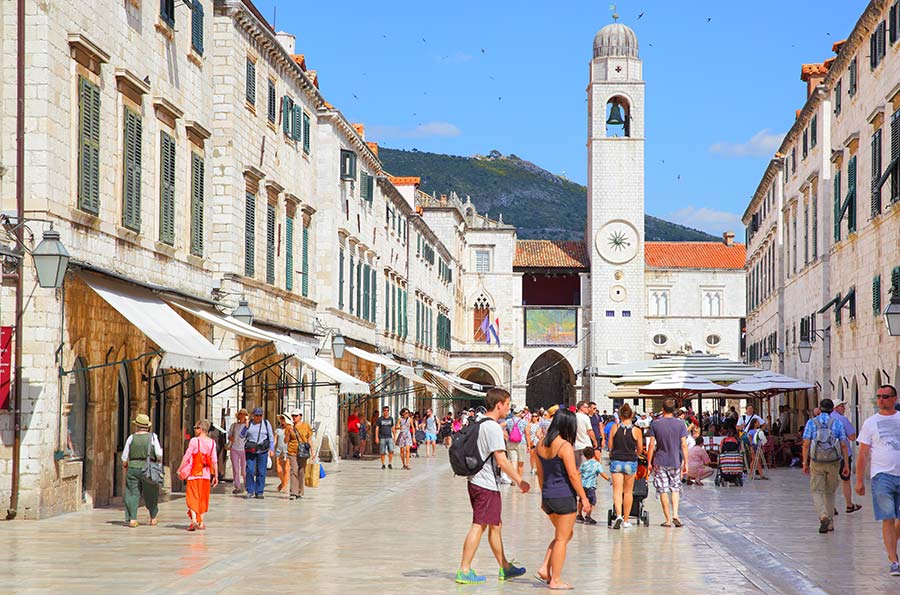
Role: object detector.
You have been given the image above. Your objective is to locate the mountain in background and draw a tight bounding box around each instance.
[378,147,720,242]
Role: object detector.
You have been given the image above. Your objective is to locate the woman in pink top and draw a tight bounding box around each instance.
[686,436,714,485]
[179,419,218,530]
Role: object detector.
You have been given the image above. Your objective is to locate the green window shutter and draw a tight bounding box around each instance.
[847,155,857,232]
[362,264,370,320]
[191,0,204,55]
[338,249,344,309]
[301,222,309,297]
[384,278,390,327]
[833,169,841,242]
[265,203,275,284]
[415,300,420,343]
[892,109,900,202]
[356,261,362,317]
[371,268,377,324]
[190,152,204,256]
[811,193,818,258]
[267,80,276,123]
[348,254,354,311]
[302,112,311,153]
[158,132,176,245]
[292,105,302,142]
[874,275,882,315]
[122,108,142,231]
[244,193,255,277]
[161,0,175,26]
[811,114,817,147]
[246,58,256,105]
[78,76,101,214]
[285,216,294,291]
[873,129,883,216]
[366,172,374,203]
[849,58,857,95]
[282,96,292,136]
[892,266,900,296]
[391,284,396,333]
[403,291,408,338]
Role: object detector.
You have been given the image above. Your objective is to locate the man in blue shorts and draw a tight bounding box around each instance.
[856,385,900,577]
[423,408,439,457]
[374,406,395,470]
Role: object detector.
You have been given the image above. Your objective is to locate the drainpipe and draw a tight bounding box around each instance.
[7,0,25,520]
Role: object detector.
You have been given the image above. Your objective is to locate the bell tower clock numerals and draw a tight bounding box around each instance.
[595,219,639,264]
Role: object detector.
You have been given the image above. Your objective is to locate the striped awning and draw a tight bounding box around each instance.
[610,353,761,387]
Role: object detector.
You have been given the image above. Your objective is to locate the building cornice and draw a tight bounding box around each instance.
[318,108,381,171]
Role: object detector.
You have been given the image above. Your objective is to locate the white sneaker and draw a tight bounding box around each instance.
[622,520,633,528]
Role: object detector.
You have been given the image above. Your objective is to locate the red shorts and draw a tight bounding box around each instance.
[468,482,502,526]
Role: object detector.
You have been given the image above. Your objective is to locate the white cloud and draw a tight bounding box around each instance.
[367,121,462,140]
[709,129,783,157]
[665,206,744,237]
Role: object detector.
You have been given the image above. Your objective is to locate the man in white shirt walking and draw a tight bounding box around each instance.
[856,385,900,577]
[574,401,597,467]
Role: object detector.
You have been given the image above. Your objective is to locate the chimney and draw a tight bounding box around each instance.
[275,31,296,55]
[723,231,735,246]
[366,142,379,158]
[800,63,828,98]
[352,123,365,140]
[440,194,447,205]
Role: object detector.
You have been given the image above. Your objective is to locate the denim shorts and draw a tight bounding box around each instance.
[379,438,395,454]
[583,486,597,505]
[425,432,437,442]
[872,473,900,521]
[609,460,638,475]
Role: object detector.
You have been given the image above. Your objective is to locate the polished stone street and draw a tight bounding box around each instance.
[1,451,898,595]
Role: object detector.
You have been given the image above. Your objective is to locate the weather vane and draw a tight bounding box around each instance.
[609,4,619,21]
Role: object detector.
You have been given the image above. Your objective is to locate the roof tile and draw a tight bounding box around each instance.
[644,242,746,269]
[514,240,589,269]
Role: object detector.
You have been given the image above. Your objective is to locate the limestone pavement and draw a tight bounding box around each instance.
[0,449,897,594]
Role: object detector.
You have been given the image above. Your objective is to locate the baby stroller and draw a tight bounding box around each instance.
[715,437,744,486]
[608,456,651,527]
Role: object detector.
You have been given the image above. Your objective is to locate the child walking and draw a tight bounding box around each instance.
[576,446,610,525]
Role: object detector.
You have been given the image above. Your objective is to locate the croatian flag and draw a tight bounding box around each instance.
[480,314,501,346]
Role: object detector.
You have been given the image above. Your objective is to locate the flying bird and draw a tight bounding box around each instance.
[638,11,644,19]
[352,94,358,99]
[706,17,711,23]
[677,174,681,180]
[422,37,427,43]
[481,48,486,53]
[498,96,502,101]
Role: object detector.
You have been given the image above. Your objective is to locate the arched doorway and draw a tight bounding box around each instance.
[66,357,89,497]
[152,377,166,464]
[525,350,575,411]
[114,363,131,497]
[850,376,859,431]
[456,367,496,413]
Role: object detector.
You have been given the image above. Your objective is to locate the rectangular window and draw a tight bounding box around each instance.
[362,264,370,321]
[191,0,204,55]
[356,260,362,318]
[475,249,490,272]
[77,76,101,214]
[338,249,345,310]
[605,310,614,317]
[391,284,397,333]
[292,105,302,142]
[810,115,817,148]
[401,290,408,339]
[833,169,842,242]
[873,128,883,217]
[848,57,857,96]
[122,107,143,232]
[835,80,842,116]
[265,203,275,284]
[370,268,377,324]
[267,80,276,123]
[802,129,808,159]
[302,111,311,154]
[244,193,255,276]
[190,152,204,256]
[892,109,900,203]
[301,221,309,297]
[161,0,175,26]
[385,277,390,328]
[847,155,857,233]
[340,150,357,181]
[282,96,294,137]
[874,275,882,315]
[803,203,809,265]
[811,189,818,259]
[285,216,294,291]
[349,254,354,313]
[159,132,176,245]
[246,57,256,105]
[791,148,796,174]
[891,1,899,44]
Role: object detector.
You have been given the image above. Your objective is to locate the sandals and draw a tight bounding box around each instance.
[846,503,862,513]
[149,518,158,526]
[187,522,198,532]
[534,572,550,584]
[128,520,139,528]
[673,518,684,527]
[660,522,672,527]
[548,583,574,590]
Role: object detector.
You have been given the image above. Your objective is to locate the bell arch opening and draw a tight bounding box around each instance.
[606,96,631,137]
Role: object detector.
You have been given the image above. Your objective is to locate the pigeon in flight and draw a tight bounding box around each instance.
[638,11,644,19]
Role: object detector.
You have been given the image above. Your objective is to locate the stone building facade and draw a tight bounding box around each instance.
[743,0,900,430]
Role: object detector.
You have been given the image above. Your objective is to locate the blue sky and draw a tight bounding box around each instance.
[254,0,868,236]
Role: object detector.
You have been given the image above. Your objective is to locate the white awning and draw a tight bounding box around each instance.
[166,298,314,358]
[344,346,437,388]
[445,372,481,388]
[79,273,233,374]
[426,370,486,397]
[299,357,370,394]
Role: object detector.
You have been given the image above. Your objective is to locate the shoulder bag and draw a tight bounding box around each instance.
[294,427,311,459]
[141,433,165,486]
[245,422,271,454]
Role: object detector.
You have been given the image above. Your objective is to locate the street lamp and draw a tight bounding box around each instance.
[797,339,813,363]
[760,353,772,371]
[31,228,70,289]
[231,298,254,325]
[884,292,900,337]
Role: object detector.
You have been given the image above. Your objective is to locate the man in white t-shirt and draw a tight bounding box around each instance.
[737,404,766,432]
[856,384,900,577]
[574,401,597,467]
[456,388,530,585]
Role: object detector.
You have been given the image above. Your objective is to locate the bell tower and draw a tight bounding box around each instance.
[586,21,646,405]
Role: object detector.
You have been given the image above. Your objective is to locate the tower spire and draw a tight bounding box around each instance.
[609,4,618,21]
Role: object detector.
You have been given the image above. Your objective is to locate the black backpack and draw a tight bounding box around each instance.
[449,418,493,477]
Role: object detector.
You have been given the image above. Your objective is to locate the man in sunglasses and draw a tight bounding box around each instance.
[856,385,900,577]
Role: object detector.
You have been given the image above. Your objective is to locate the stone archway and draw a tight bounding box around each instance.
[525,350,575,411]
[453,367,497,413]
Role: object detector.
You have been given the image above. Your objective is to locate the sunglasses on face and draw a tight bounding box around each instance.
[877,394,896,399]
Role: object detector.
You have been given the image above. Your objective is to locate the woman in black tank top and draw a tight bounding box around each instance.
[608,404,644,529]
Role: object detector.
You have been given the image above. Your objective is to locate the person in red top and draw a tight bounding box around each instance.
[348,409,362,459]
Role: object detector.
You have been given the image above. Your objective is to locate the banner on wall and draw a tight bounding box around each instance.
[524,308,577,347]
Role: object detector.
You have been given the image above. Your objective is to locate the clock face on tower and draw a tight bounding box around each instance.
[595,220,640,264]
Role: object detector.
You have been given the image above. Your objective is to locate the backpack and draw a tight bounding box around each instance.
[449,418,494,477]
[809,417,841,463]
[508,418,522,443]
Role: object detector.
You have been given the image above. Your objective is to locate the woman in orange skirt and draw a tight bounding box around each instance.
[179,419,218,530]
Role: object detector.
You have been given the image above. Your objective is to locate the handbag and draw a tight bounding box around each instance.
[141,433,165,486]
[245,422,270,454]
[508,420,522,443]
[293,427,311,459]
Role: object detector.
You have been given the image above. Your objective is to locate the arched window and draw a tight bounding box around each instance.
[66,357,89,460]
[473,295,491,341]
[606,96,631,138]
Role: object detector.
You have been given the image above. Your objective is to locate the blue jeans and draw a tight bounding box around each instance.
[872,473,900,521]
[246,451,269,496]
